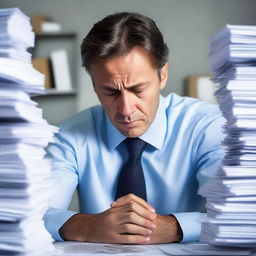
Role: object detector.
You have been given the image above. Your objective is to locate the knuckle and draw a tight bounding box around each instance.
[143,228,150,236]
[128,212,136,221]
[127,201,136,210]
[127,193,135,200]
[144,219,152,228]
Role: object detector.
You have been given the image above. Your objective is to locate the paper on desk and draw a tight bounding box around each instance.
[54,241,164,256]
[0,76,44,95]
[0,101,43,123]
[157,242,251,255]
[0,7,59,255]
[199,24,256,247]
[0,8,34,49]
[53,241,255,256]
[0,122,58,139]
[217,166,256,177]
[0,47,31,62]
[210,25,256,71]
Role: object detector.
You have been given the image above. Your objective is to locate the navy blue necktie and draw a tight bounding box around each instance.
[115,138,147,201]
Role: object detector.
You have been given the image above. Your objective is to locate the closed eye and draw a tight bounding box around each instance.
[130,89,142,94]
[105,89,121,96]
[100,83,148,96]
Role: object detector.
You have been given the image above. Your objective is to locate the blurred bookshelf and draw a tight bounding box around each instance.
[44,88,77,96]
[31,31,79,125]
[35,32,76,39]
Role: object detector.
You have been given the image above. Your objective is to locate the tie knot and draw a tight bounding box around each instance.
[125,138,147,159]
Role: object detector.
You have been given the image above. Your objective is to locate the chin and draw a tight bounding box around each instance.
[120,128,146,138]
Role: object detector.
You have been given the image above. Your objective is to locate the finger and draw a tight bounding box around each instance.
[120,211,156,230]
[123,200,156,221]
[111,193,155,212]
[112,200,156,221]
[112,194,152,209]
[117,234,151,244]
[117,223,153,237]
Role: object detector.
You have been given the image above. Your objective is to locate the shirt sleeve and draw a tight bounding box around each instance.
[172,212,206,242]
[175,114,225,243]
[196,114,225,186]
[44,129,79,241]
[43,207,77,241]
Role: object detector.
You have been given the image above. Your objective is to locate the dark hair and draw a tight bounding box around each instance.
[81,12,169,74]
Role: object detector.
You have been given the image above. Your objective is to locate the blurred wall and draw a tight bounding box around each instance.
[1,0,255,123]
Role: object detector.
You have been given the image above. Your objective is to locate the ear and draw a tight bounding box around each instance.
[159,63,168,90]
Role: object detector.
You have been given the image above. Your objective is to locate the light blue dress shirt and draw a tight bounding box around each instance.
[44,93,224,243]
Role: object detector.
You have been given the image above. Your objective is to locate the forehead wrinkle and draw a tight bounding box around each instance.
[112,74,129,90]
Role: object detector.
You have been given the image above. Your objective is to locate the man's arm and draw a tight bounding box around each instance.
[110,194,182,244]
[44,130,79,241]
[59,194,182,244]
[172,114,225,243]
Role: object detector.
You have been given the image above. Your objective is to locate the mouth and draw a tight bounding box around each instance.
[117,120,140,127]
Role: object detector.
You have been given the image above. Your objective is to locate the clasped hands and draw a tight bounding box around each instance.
[59,194,182,244]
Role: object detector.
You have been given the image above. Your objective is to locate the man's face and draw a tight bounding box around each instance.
[91,47,168,138]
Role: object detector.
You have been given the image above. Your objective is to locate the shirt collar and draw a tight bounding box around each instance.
[106,116,126,151]
[106,95,167,151]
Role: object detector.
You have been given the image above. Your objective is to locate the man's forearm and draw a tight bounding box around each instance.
[149,214,183,243]
[59,213,94,241]
[59,194,184,244]
[58,201,156,244]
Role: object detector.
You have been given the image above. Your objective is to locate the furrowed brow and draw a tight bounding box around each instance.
[100,85,119,92]
[99,82,149,91]
[128,82,149,90]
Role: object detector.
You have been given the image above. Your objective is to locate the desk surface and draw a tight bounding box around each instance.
[53,241,255,256]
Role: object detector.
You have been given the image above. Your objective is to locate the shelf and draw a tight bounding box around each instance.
[32,32,78,98]
[35,32,77,39]
[33,89,77,97]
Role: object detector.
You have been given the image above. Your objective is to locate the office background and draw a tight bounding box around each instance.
[0,0,255,211]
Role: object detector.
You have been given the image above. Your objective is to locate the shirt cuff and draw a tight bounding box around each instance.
[43,207,77,241]
[172,212,205,243]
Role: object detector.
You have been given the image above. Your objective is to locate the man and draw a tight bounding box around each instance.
[44,12,224,244]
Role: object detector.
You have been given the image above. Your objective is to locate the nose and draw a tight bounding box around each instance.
[118,91,135,117]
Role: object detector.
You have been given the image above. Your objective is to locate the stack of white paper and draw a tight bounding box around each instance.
[199,24,256,248]
[0,8,58,255]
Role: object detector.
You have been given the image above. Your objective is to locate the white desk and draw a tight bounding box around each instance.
[53,241,255,256]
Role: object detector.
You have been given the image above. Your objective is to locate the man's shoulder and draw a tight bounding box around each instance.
[59,104,104,133]
[162,93,223,132]
[164,93,221,117]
